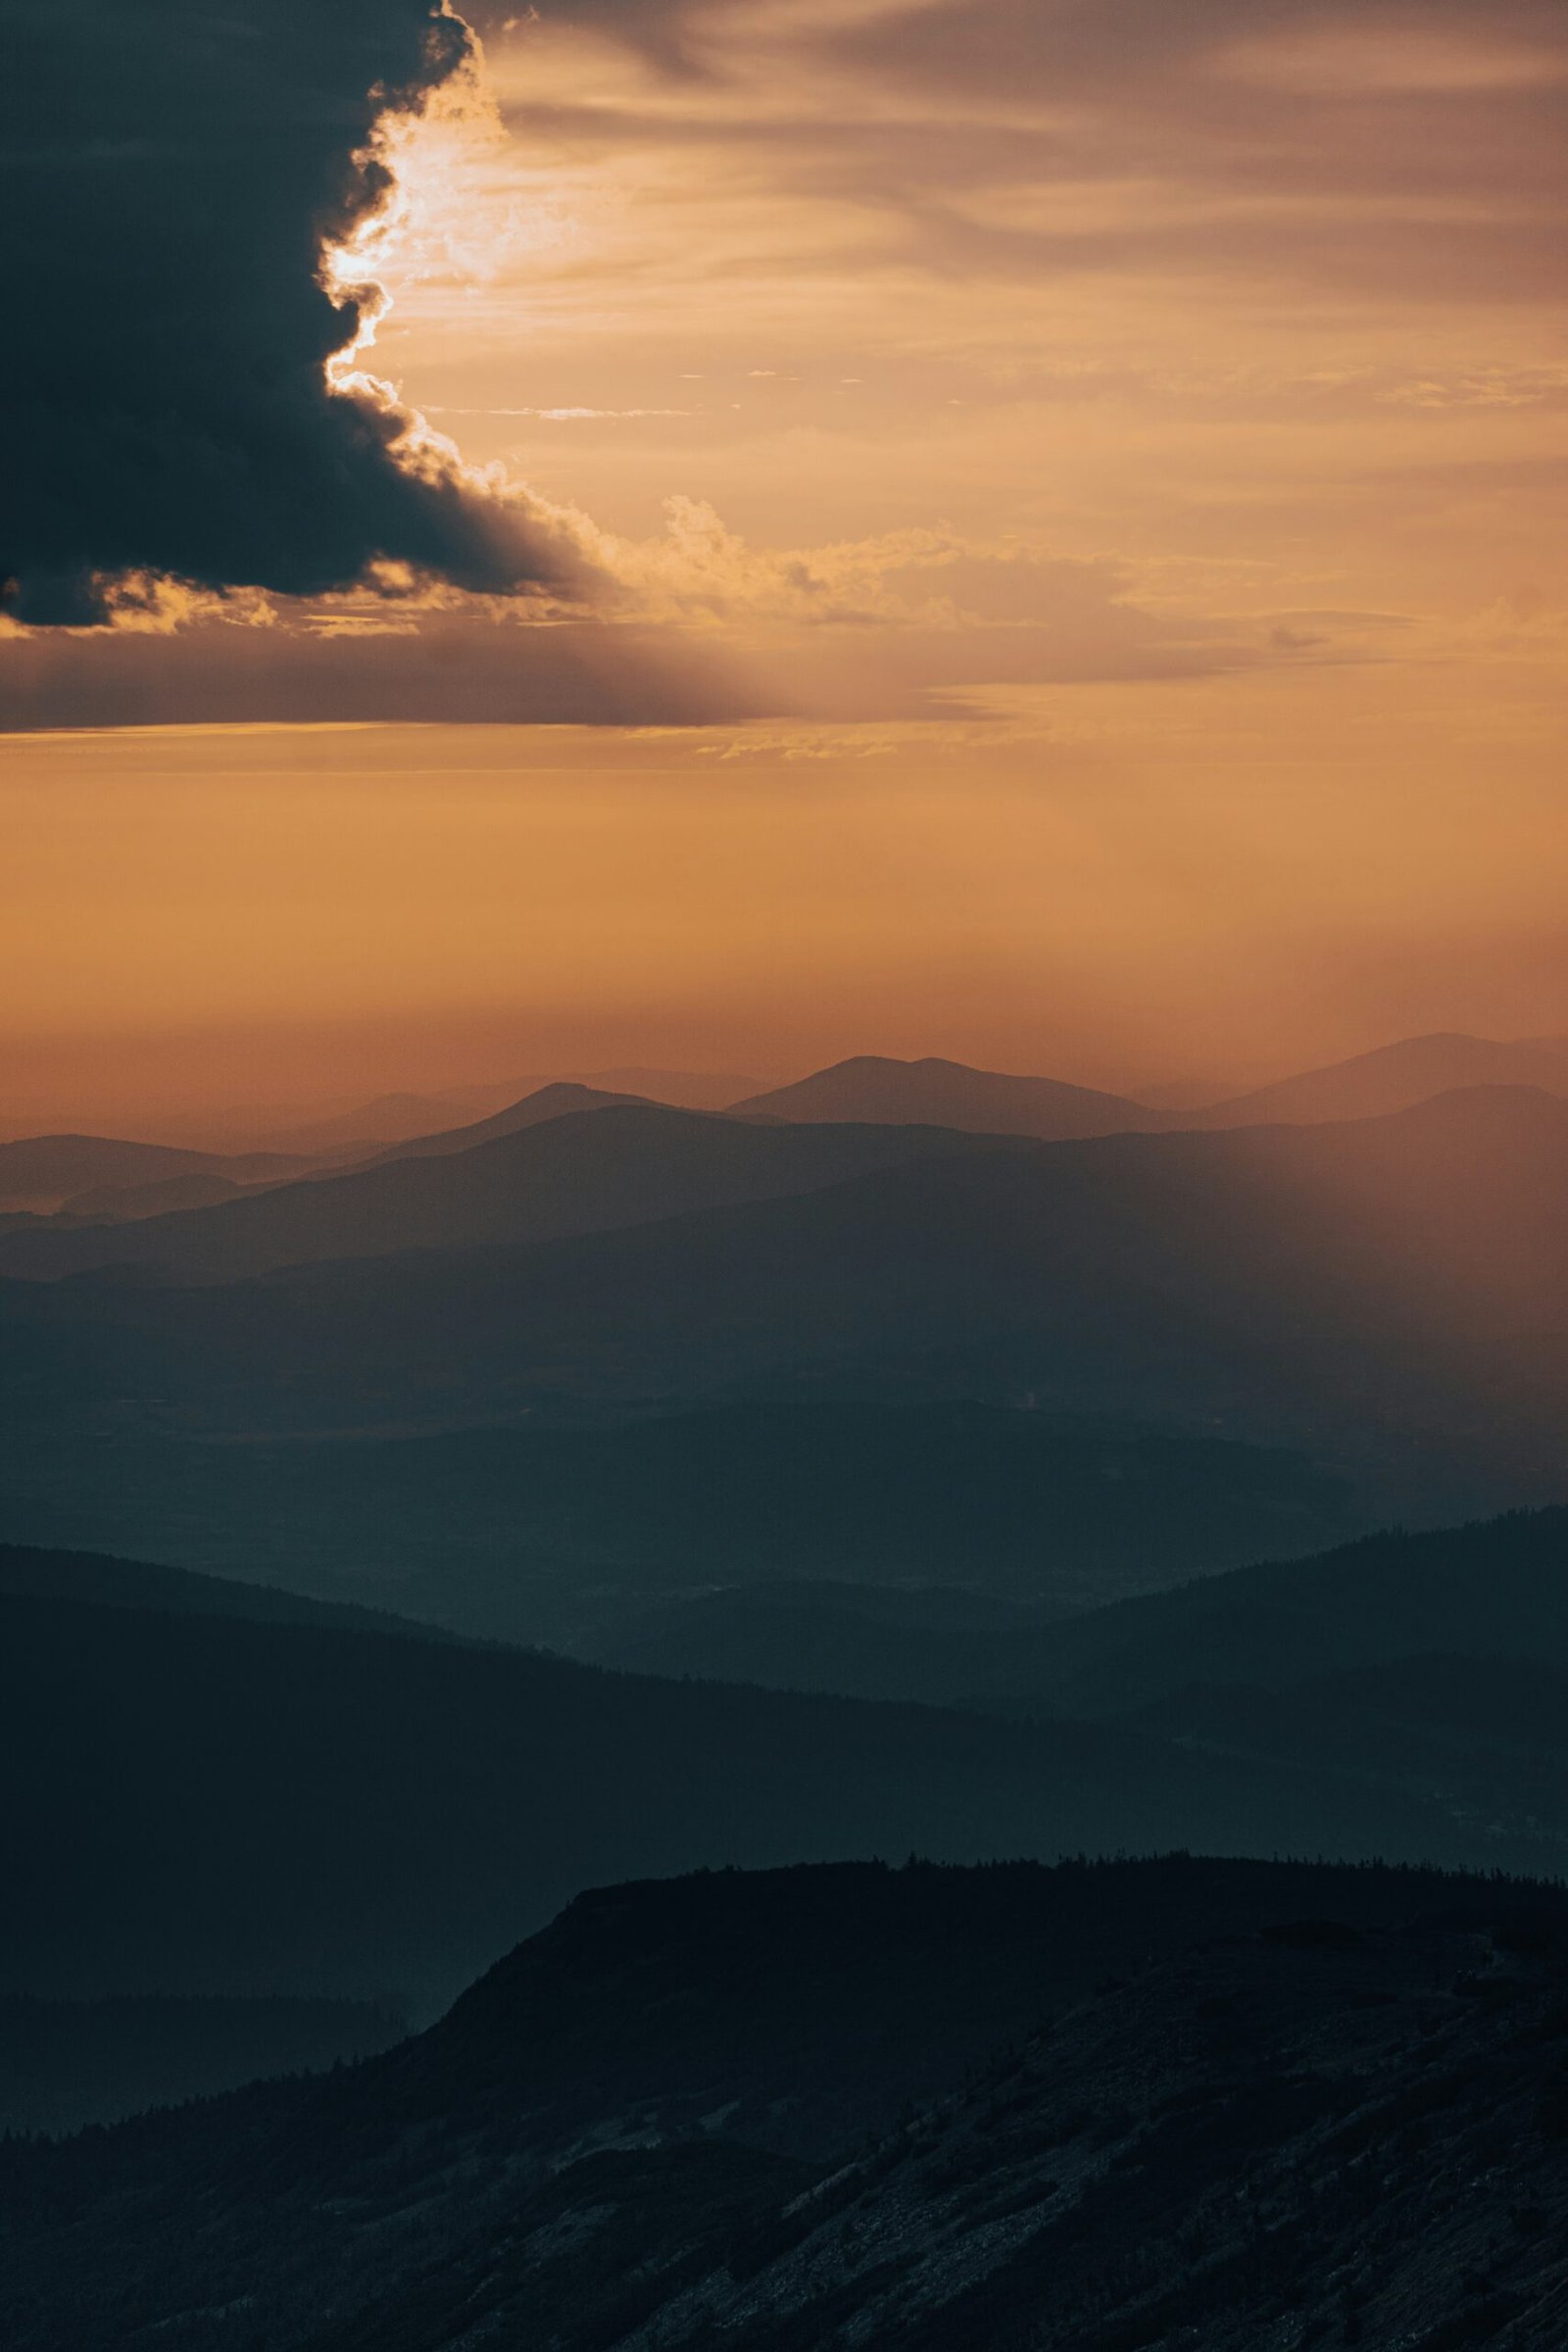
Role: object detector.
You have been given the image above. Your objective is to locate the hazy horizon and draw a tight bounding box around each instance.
[6,1000,1568,1146]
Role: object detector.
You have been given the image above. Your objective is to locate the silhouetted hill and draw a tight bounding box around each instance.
[732,1054,1166,1138]
[0,1103,1001,1284]
[1200,1029,1568,1126]
[62,1170,251,1219]
[0,1993,403,2138]
[979,1507,1568,1719]
[358,1079,653,1166]
[387,1856,1493,2156]
[2,1582,1549,2008]
[575,1515,1568,1878]
[580,1065,761,1108]
[262,1073,758,1157]
[0,1541,460,1644]
[1131,1651,1568,1838]
[578,1581,1078,1701]
[4,1089,1563,1501]
[0,1134,310,1212]
[0,1405,1359,1642]
[6,1858,1568,2349]
[574,1509,1568,1723]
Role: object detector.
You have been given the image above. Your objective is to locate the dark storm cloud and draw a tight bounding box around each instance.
[0,0,589,625]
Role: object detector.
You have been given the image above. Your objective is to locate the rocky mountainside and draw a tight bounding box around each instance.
[5,1857,1568,2349]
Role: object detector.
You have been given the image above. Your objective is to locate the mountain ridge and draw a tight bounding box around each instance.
[5,1087,1567,1574]
[0,1403,1359,1644]
[9,1552,1564,2007]
[355,1078,656,1167]
[0,1539,468,1645]
[1199,1028,1568,1127]
[731,1053,1169,1139]
[0,1102,1006,1285]
[0,1132,315,1213]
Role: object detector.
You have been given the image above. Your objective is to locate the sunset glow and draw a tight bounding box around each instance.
[12,13,1568,2310]
[4,0,1567,1123]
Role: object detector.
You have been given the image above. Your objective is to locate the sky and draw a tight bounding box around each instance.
[3,0,1566,1130]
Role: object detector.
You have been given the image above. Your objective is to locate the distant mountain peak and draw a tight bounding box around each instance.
[1200,1031,1568,1128]
[731,1054,1165,1141]
[356,1081,662,1169]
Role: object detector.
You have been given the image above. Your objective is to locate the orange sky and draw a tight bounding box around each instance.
[3,0,1566,1130]
[5,661,1566,1132]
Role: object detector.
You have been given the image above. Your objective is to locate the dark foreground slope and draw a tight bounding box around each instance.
[4,1576,1561,2007]
[0,1994,404,2138]
[6,1858,1568,2350]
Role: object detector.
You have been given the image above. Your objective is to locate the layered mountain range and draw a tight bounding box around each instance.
[2,1041,1566,1639]
[5,1502,1568,2028]
[2,1084,1564,1464]
[6,1029,1568,2342]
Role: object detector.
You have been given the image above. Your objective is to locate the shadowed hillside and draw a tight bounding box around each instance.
[590,1509,1568,1718]
[6,1858,1568,2349]
[0,1993,403,2138]
[0,1405,1360,1643]
[977,1506,1568,1718]
[0,1541,463,1644]
[578,1516,1568,1880]
[0,1102,1002,1284]
[579,1582,1086,1701]
[6,1570,1562,2009]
